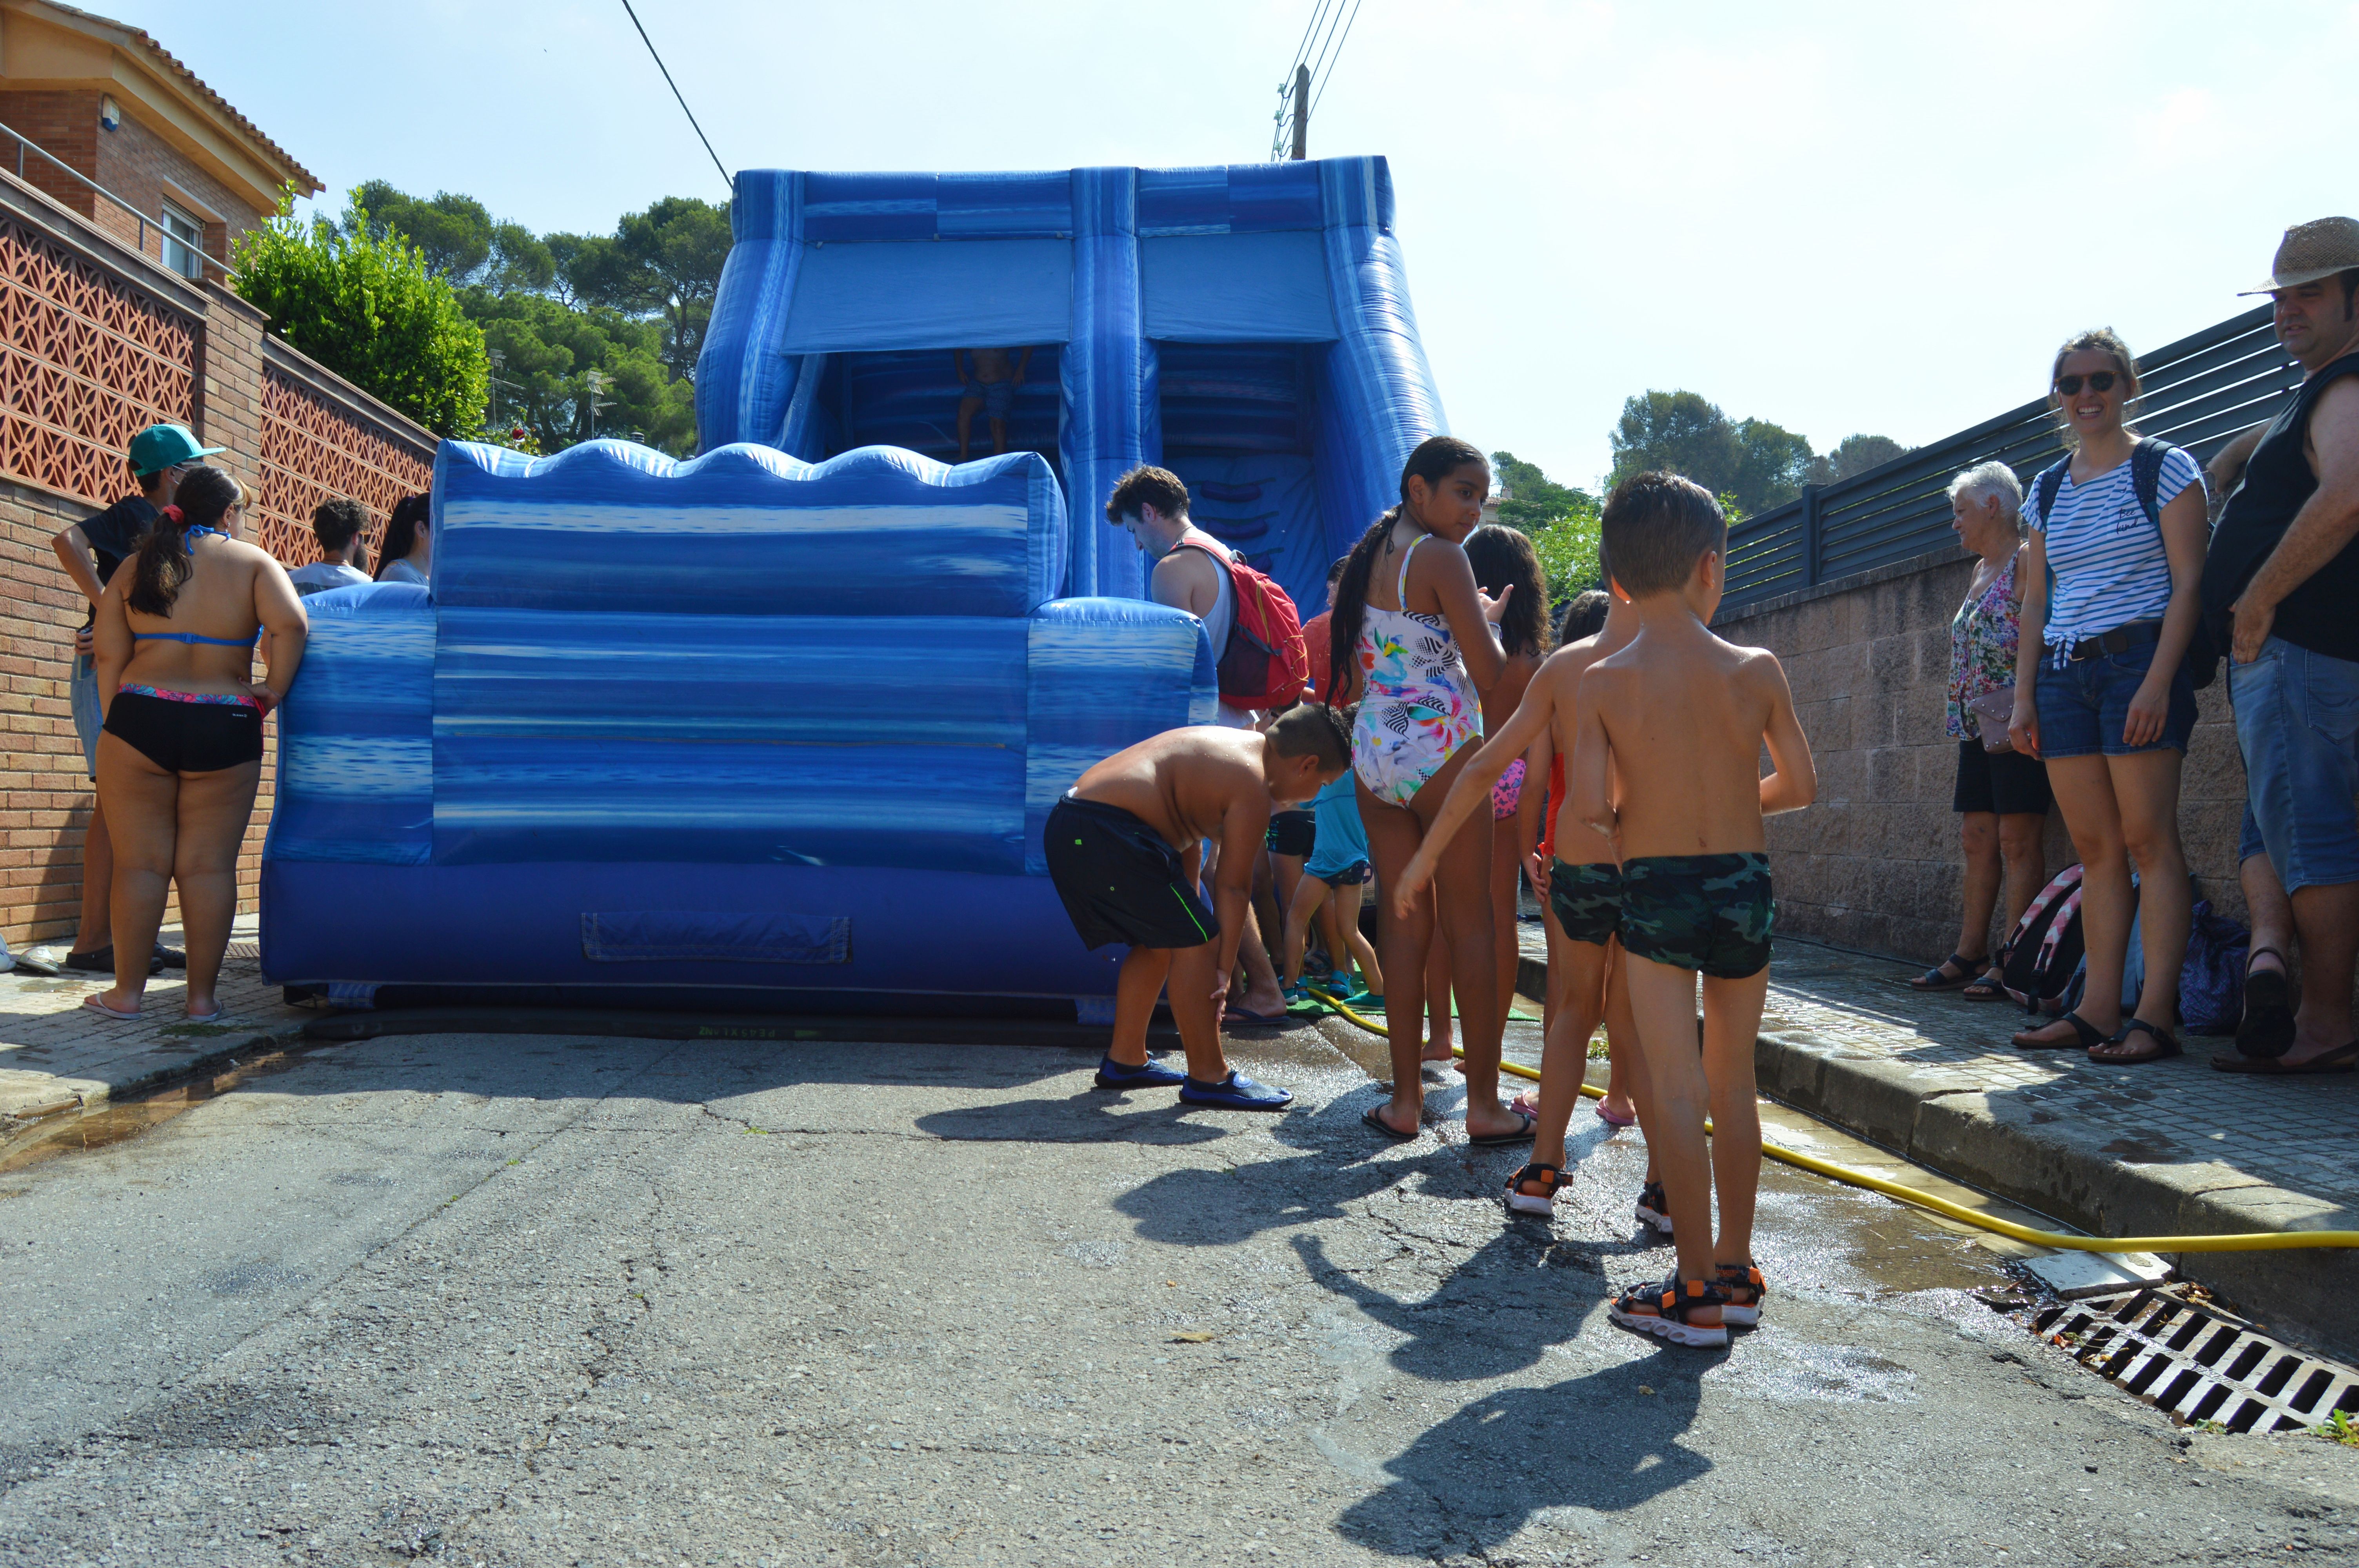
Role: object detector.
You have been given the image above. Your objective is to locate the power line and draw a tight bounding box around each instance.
[1301,0,1353,96]
[1307,0,1365,122]
[619,0,734,197]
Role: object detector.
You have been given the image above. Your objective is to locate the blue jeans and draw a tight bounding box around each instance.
[2232,636,2359,895]
[70,652,102,780]
[2031,638,2195,760]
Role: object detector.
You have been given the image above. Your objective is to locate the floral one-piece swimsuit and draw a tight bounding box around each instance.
[1351,533,1481,806]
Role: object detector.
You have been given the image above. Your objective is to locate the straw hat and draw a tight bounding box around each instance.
[2240,217,2359,295]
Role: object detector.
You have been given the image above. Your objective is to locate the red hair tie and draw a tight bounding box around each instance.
[160,504,184,524]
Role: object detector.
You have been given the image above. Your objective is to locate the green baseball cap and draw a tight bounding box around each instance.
[127,423,225,477]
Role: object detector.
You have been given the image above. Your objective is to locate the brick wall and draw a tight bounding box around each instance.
[0,89,99,225]
[0,168,436,949]
[94,105,261,269]
[1723,548,2250,963]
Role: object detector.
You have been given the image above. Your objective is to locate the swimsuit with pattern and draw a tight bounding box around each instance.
[1351,534,1482,806]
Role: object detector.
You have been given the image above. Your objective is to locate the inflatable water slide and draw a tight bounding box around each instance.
[263,157,1445,1013]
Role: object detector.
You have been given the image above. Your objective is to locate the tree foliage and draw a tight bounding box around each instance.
[1529,500,1605,601]
[353,183,732,456]
[1490,450,1596,534]
[1608,390,1912,517]
[229,189,489,437]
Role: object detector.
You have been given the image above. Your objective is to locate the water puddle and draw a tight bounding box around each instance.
[0,1043,316,1177]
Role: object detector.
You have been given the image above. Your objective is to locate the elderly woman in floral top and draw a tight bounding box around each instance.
[1909,462,2053,998]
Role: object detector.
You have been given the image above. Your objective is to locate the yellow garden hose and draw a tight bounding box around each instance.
[1305,986,2359,1254]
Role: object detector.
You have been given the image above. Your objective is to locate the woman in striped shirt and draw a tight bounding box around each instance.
[2005,329,2208,1064]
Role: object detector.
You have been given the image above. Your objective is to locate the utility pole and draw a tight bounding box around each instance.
[1291,62,1309,159]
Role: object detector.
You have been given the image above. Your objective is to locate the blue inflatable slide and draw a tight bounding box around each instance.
[263,157,1444,1014]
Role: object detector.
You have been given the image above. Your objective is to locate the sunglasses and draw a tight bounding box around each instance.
[2054,371,2119,397]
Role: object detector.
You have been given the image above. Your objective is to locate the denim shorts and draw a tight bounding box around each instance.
[2031,637,2196,760]
[2231,636,2359,895]
[69,652,102,780]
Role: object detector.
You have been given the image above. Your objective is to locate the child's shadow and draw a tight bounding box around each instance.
[912,1091,1229,1146]
[1334,1347,1716,1559]
[1291,1231,1607,1383]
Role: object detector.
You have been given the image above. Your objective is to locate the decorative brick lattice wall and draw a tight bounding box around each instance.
[0,206,195,507]
[253,359,433,568]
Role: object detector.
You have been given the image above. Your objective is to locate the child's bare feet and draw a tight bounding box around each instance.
[1420,1031,1455,1063]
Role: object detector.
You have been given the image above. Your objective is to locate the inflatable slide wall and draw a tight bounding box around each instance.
[262,158,1443,1012]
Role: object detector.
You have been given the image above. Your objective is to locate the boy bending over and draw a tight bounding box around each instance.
[1393,570,1661,1228]
[1574,473,1815,1348]
[1047,705,1352,1109]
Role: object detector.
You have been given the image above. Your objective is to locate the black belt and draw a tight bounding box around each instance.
[2064,620,2161,663]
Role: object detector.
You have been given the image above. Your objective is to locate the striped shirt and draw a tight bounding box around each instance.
[2026,445,2201,648]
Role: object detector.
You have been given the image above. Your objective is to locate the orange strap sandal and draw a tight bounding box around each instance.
[1503,1162,1568,1217]
[1608,1275,1730,1349]
[1715,1261,1766,1327]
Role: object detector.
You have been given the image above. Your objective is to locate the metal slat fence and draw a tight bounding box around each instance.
[1721,306,2298,610]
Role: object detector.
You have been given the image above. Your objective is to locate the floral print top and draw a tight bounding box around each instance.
[1351,537,1482,805]
[1948,552,2022,741]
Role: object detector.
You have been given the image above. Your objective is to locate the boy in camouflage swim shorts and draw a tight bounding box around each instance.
[1570,474,1817,1349]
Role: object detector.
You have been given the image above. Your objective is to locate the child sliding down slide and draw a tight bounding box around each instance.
[1573,473,1816,1347]
[1046,705,1353,1110]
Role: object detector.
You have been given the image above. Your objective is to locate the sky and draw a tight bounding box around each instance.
[112,0,2359,490]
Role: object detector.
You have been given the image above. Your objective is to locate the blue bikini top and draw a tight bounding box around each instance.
[131,522,261,647]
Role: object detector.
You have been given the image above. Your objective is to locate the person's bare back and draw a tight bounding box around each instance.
[1578,622,1798,860]
[1070,726,1276,859]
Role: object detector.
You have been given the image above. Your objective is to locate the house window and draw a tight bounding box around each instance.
[160,201,204,280]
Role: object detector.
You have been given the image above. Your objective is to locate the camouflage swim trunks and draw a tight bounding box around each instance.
[1618,852,1774,980]
[1548,858,1622,946]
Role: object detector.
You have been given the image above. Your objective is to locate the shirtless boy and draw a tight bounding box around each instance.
[1046,704,1352,1110]
[1573,473,1816,1348]
[1390,557,1663,1231]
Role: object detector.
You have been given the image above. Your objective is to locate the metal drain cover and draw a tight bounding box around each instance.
[2035,1285,2359,1432]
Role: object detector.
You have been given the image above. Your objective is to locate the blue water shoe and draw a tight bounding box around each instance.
[1095,1054,1187,1090]
[1178,1070,1294,1111]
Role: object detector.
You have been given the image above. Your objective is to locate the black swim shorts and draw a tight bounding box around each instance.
[1045,793,1219,952]
[101,688,265,774]
[1548,858,1622,947]
[1265,808,1316,859]
[1617,852,1774,980]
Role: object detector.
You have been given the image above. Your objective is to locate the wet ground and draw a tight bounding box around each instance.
[1,1012,2354,1566]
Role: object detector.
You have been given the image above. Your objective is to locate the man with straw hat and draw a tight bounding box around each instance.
[2202,218,2359,1074]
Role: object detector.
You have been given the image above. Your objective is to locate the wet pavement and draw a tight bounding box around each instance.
[4,1009,2356,1565]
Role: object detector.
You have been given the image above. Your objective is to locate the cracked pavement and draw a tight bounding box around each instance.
[2,1024,2355,1566]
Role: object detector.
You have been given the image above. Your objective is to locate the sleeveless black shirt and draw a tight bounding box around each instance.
[2203,350,2359,662]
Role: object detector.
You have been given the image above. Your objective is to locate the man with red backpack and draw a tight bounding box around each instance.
[1107,466,1309,1023]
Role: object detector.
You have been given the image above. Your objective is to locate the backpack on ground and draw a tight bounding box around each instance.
[1998,863,2086,1016]
[1177,538,1310,712]
[2029,436,2221,690]
[2179,897,2251,1036]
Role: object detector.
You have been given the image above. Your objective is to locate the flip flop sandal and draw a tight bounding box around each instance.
[1607,1275,1730,1349]
[2013,1011,2105,1051]
[2210,1038,2359,1075]
[1362,1104,1421,1141]
[2090,1017,2182,1065]
[80,995,139,1021]
[181,1006,226,1025]
[2236,947,2297,1060]
[1465,1108,1538,1147]
[1959,965,2008,1002]
[1594,1100,1637,1127]
[1905,952,1988,991]
[1503,1162,1567,1216]
[1221,1005,1289,1027]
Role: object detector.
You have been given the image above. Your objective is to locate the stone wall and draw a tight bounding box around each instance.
[1720,547,2250,963]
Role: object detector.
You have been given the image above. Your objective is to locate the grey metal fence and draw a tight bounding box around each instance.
[1722,304,2299,610]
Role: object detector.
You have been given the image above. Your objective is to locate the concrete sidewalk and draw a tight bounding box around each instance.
[1510,918,2358,1357]
[0,916,304,1124]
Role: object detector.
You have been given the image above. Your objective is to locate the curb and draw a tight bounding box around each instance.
[1752,1024,2358,1362]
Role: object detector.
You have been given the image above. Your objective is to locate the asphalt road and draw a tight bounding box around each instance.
[1,1020,2353,1566]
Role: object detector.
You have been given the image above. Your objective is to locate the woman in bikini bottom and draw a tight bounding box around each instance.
[88,467,306,1025]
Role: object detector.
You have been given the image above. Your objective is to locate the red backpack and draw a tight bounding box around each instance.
[1176,537,1310,713]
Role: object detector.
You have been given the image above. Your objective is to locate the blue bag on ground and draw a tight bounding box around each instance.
[2178,898,2250,1036]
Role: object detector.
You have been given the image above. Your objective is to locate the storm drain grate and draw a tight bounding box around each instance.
[2033,1285,2359,1432]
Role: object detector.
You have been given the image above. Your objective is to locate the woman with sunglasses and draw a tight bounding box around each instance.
[2006,330,2208,1063]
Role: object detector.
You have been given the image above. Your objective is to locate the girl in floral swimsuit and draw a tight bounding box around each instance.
[1325,437,1522,1145]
